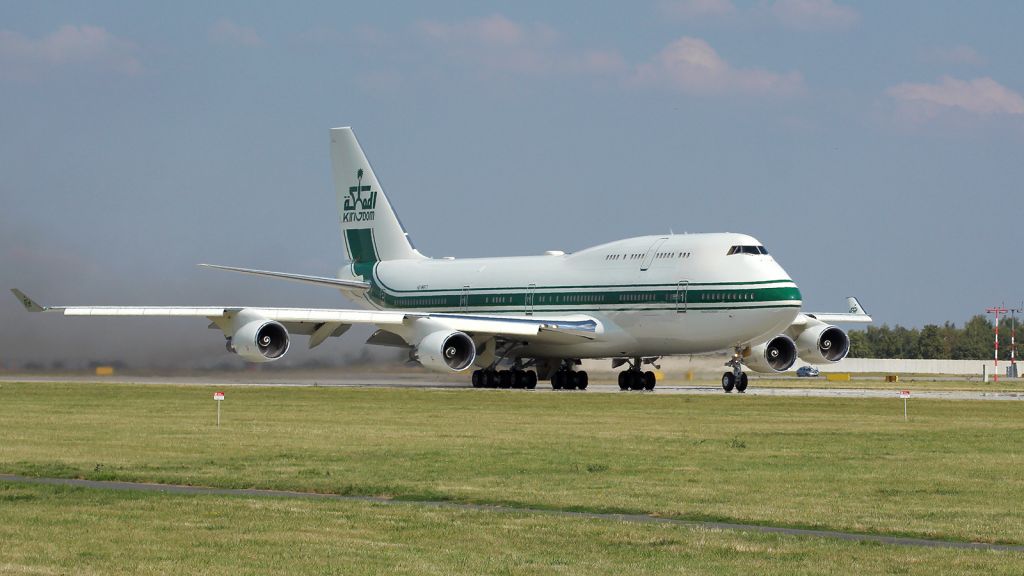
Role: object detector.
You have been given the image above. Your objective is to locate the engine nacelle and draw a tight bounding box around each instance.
[796,324,850,364]
[227,314,290,363]
[415,330,476,372]
[744,335,798,373]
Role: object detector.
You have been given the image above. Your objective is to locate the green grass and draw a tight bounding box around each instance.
[0,381,1022,548]
[1,483,1020,575]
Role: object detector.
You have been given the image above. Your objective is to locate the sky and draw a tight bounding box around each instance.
[2,1,1023,368]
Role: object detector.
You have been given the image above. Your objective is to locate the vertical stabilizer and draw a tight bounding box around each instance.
[331,127,424,265]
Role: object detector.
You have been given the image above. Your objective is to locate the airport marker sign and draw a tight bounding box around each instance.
[214,391,225,426]
[900,390,910,421]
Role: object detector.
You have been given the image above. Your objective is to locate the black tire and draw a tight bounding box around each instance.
[471,370,480,388]
[526,371,538,389]
[722,372,735,393]
[618,372,628,390]
[485,371,498,388]
[629,372,644,391]
[577,371,589,390]
[511,371,525,389]
[564,372,578,390]
[737,373,748,393]
[498,370,512,389]
[643,371,656,390]
[551,372,562,390]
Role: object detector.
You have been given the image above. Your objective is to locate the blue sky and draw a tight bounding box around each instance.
[3,1,1023,366]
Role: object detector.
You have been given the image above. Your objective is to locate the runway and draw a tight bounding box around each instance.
[3,474,1021,553]
[2,374,1022,401]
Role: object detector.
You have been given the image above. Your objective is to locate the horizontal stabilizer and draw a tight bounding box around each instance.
[199,264,369,292]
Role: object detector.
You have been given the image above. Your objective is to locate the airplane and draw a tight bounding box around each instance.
[12,127,871,393]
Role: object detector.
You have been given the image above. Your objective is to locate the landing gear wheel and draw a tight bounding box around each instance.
[643,371,656,390]
[736,373,748,393]
[472,370,482,388]
[526,371,538,389]
[722,372,736,393]
[498,371,512,389]
[563,372,578,390]
[628,372,644,391]
[618,372,628,390]
[485,371,499,388]
[576,371,589,390]
[551,372,563,390]
[511,371,525,389]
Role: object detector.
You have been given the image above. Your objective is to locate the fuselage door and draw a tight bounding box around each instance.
[525,284,536,316]
[460,285,469,312]
[676,281,688,313]
[640,237,669,271]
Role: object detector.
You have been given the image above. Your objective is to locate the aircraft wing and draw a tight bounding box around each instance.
[10,289,599,349]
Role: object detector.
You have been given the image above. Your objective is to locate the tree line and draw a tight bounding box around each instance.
[847,315,1021,360]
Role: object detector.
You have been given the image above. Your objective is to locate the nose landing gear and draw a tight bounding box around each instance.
[722,349,748,393]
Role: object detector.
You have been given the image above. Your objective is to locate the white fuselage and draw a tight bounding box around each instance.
[339,232,802,360]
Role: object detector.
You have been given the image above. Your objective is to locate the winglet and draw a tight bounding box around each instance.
[846,296,868,316]
[11,289,47,312]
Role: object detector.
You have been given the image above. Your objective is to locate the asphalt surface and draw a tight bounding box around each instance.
[2,474,1021,553]
[2,374,1022,401]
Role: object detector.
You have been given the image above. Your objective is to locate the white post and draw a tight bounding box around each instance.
[903,397,907,422]
[217,401,221,427]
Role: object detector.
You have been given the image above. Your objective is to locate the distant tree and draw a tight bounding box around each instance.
[848,330,872,358]
[917,325,946,359]
[953,315,993,360]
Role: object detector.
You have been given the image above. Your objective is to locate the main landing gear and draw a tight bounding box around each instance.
[616,357,657,391]
[471,368,538,389]
[551,367,588,390]
[721,348,748,393]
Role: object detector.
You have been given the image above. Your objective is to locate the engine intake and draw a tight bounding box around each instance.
[744,335,797,373]
[227,313,290,363]
[796,324,850,364]
[416,330,476,372]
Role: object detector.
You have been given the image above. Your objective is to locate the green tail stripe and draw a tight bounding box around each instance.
[345,228,377,264]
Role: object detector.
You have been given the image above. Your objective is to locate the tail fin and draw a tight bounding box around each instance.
[330,127,424,265]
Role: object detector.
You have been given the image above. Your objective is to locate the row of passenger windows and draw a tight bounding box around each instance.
[604,252,693,261]
[727,245,768,255]
[701,292,757,301]
[406,297,447,306]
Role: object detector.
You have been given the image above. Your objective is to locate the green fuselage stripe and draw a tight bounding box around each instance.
[365,284,802,311]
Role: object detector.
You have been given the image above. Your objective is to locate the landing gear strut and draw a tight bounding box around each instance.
[616,357,657,391]
[722,348,748,393]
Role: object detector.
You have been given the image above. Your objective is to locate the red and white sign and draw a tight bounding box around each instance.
[899,390,910,399]
[213,391,225,401]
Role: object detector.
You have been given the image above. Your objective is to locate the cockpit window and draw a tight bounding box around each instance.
[727,245,768,255]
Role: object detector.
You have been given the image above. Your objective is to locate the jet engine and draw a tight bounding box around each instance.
[795,324,850,364]
[744,335,797,373]
[415,330,476,372]
[226,313,290,363]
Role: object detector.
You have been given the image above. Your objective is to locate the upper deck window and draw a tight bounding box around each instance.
[727,245,768,255]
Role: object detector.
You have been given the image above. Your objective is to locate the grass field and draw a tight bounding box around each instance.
[2,483,1021,575]
[1,381,1022,572]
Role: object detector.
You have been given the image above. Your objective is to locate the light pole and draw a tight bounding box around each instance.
[986,306,1009,383]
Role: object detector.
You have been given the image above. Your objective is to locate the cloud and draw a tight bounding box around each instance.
[659,0,737,20]
[0,25,141,79]
[208,19,263,47]
[634,37,803,97]
[771,0,859,30]
[417,14,626,77]
[887,76,1024,117]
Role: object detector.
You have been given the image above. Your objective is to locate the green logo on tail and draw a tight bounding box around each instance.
[343,169,377,223]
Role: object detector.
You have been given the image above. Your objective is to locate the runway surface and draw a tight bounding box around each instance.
[2,374,1022,401]
[2,474,1020,553]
